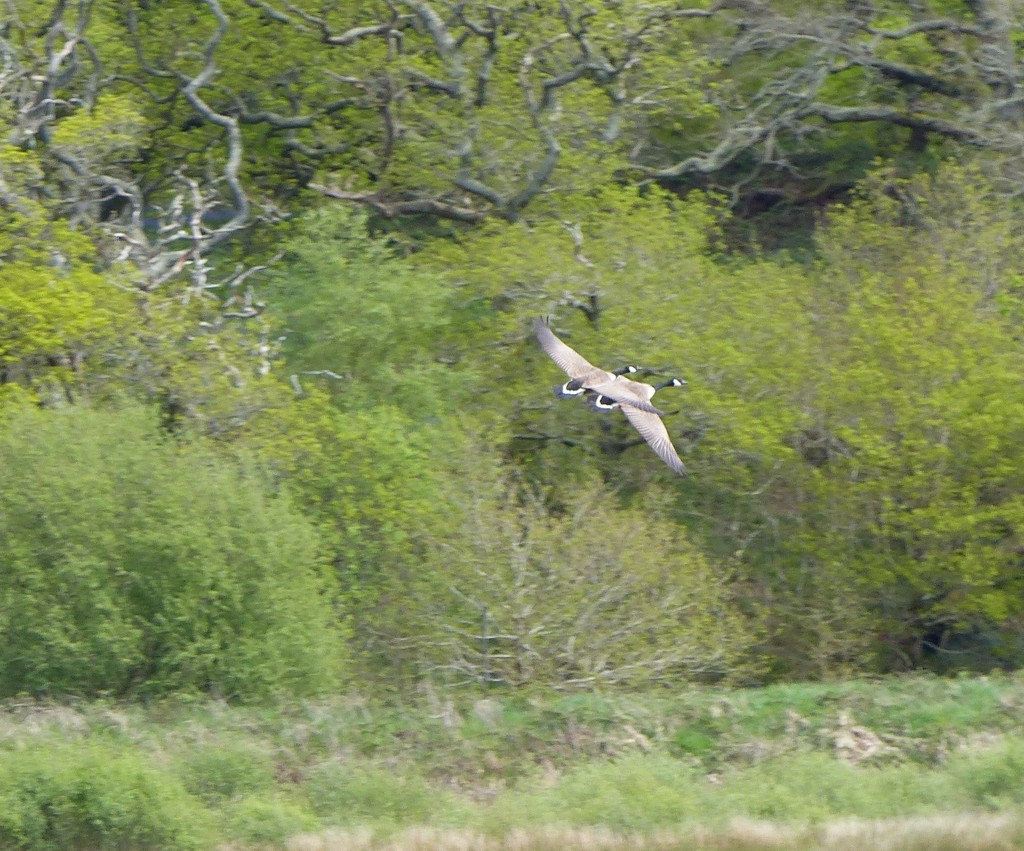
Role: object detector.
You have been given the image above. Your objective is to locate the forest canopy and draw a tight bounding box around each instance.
[2,0,1024,697]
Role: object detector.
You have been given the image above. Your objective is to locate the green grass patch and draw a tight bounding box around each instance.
[3,673,1024,847]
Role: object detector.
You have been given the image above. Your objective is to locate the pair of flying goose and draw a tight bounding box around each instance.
[534,317,687,475]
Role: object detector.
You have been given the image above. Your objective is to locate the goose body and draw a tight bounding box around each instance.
[592,377,686,410]
[534,317,688,475]
[562,364,638,401]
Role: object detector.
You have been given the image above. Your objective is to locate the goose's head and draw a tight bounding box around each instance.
[657,377,687,389]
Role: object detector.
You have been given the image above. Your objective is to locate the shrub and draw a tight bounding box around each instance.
[305,762,446,828]
[176,739,278,804]
[0,404,346,700]
[947,738,1024,809]
[223,794,319,845]
[481,755,710,834]
[717,752,960,822]
[424,474,751,688]
[0,740,212,850]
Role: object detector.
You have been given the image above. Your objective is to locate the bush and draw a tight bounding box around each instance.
[424,473,750,688]
[222,795,319,845]
[0,404,346,700]
[176,739,278,804]
[0,740,212,850]
[481,755,710,834]
[948,738,1024,809]
[305,762,448,828]
[717,752,960,822]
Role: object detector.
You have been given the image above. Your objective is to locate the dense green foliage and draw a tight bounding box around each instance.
[8,8,1024,846]
[413,168,1024,677]
[0,405,345,699]
[2,0,1024,700]
[0,740,212,850]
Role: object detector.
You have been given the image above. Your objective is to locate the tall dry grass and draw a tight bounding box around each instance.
[281,812,1024,851]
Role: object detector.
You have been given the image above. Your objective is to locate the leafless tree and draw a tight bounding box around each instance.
[5,0,1022,235]
[2,0,271,298]
[646,0,1024,207]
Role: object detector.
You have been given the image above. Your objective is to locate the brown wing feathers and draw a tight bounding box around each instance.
[620,405,688,476]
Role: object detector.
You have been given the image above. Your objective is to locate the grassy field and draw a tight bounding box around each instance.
[2,674,1024,849]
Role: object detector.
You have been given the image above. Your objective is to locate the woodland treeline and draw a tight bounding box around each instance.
[2,0,1024,699]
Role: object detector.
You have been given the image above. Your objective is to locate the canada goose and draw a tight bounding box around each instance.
[592,377,687,410]
[533,317,664,415]
[593,378,688,476]
[534,317,688,475]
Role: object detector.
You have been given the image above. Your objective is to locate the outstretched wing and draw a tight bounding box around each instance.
[533,317,601,379]
[620,405,687,475]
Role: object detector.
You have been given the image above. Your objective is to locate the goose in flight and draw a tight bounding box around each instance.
[591,377,687,411]
[592,378,688,476]
[534,317,665,414]
[534,317,688,475]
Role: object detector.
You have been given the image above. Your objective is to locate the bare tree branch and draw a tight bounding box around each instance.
[310,183,486,223]
[644,2,1023,204]
[800,103,991,147]
[176,0,249,248]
